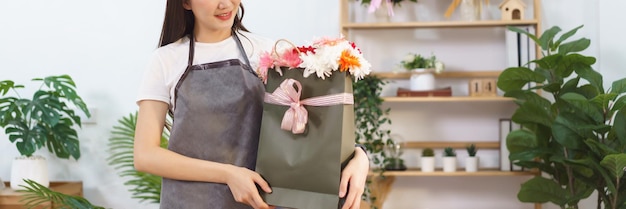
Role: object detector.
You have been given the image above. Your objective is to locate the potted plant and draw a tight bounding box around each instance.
[420,148,435,172]
[499,25,626,209]
[465,144,478,172]
[0,75,90,190]
[442,147,457,172]
[400,53,444,91]
[383,139,407,171]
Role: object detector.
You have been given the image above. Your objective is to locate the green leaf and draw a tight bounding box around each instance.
[497,67,545,92]
[42,75,91,118]
[611,77,626,94]
[600,154,626,180]
[614,106,626,146]
[18,179,105,209]
[574,64,603,93]
[559,38,591,55]
[552,115,585,150]
[518,176,568,206]
[504,90,552,108]
[538,26,562,52]
[512,102,553,128]
[507,130,541,162]
[554,25,584,49]
[561,93,604,124]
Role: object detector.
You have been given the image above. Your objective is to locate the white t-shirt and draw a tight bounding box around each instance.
[136,31,274,110]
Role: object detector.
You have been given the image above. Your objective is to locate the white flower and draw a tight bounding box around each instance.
[434,61,445,74]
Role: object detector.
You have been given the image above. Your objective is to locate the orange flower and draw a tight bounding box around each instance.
[338,50,360,72]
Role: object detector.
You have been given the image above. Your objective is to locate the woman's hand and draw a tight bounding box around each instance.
[339,147,370,209]
[224,165,275,209]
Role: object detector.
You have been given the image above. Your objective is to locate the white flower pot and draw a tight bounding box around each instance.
[465,156,479,172]
[443,157,457,172]
[420,156,435,172]
[409,69,435,91]
[10,155,49,190]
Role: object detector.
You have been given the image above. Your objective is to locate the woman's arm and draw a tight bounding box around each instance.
[339,147,370,209]
[133,100,272,209]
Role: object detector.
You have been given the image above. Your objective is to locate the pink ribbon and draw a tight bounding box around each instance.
[264,78,354,134]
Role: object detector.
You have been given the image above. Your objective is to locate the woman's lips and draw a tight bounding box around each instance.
[216,11,232,21]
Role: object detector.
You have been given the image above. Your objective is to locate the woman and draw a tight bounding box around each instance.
[133,0,370,209]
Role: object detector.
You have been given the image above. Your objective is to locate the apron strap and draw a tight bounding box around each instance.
[187,33,196,68]
[232,31,251,67]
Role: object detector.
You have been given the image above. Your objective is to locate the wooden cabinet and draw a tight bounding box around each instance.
[341,0,542,209]
[0,181,83,209]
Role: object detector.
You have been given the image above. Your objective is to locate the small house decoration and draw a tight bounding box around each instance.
[499,0,526,20]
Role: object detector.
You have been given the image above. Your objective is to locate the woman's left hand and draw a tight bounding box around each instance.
[339,147,370,209]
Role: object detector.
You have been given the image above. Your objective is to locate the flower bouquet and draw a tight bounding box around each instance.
[255,36,371,209]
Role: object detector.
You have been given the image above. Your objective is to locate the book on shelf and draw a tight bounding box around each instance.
[397,87,452,97]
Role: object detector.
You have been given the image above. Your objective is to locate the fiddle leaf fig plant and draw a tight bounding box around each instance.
[499,25,626,209]
[0,75,90,160]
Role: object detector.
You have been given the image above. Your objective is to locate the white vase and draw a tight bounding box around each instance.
[390,3,416,22]
[459,0,481,21]
[443,157,457,172]
[409,69,435,91]
[465,156,479,172]
[420,156,435,172]
[10,155,49,190]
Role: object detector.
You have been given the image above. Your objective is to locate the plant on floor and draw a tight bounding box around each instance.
[353,75,393,209]
[499,25,626,209]
[108,111,170,203]
[0,75,90,159]
[18,179,104,209]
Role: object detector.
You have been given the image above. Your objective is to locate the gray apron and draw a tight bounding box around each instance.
[160,32,265,209]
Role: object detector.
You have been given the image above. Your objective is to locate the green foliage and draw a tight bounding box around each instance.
[422,148,434,157]
[107,111,170,204]
[353,75,393,173]
[443,147,456,157]
[500,25,626,209]
[401,53,438,70]
[353,75,393,209]
[0,75,90,159]
[18,179,105,209]
[466,144,477,157]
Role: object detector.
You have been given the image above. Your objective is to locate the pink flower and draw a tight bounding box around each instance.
[276,49,302,68]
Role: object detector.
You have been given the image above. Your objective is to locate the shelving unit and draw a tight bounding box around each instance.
[342,0,542,209]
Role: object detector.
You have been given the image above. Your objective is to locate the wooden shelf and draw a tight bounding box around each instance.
[383,96,514,102]
[371,71,502,79]
[342,20,539,29]
[1,181,83,209]
[372,169,539,177]
[404,141,499,149]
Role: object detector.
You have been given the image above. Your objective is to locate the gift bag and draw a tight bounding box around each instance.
[256,68,356,209]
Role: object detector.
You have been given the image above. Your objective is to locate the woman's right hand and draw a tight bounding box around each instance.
[224,165,275,209]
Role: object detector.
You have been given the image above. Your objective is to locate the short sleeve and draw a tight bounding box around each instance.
[136,51,170,106]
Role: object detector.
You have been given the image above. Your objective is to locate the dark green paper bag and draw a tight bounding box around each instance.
[256,68,356,209]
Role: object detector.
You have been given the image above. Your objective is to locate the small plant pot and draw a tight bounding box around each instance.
[443,157,457,172]
[409,69,435,91]
[385,158,407,171]
[420,156,435,172]
[10,155,49,190]
[465,156,479,172]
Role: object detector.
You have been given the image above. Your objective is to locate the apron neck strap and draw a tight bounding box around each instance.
[186,31,251,68]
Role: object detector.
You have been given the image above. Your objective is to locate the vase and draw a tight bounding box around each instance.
[409,69,435,91]
[366,2,390,22]
[420,156,435,172]
[459,0,481,21]
[443,156,457,172]
[390,3,416,22]
[465,156,479,172]
[10,155,49,190]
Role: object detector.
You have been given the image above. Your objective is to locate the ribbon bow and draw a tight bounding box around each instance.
[264,79,354,134]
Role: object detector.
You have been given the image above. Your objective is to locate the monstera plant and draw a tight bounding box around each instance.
[498,25,626,209]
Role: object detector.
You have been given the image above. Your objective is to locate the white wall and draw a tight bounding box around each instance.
[0,0,620,208]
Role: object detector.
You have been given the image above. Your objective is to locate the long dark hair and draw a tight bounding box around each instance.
[158,0,249,47]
